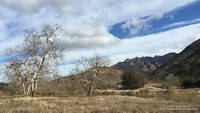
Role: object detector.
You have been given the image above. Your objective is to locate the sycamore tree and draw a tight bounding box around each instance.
[73,54,110,96]
[4,25,63,97]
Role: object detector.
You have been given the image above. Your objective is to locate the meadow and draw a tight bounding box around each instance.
[0,87,199,113]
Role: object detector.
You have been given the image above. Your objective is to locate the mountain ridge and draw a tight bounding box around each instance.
[154,39,200,79]
[113,53,177,72]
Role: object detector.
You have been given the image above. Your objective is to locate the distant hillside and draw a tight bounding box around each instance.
[113,53,177,72]
[0,83,12,95]
[0,83,9,91]
[154,39,200,80]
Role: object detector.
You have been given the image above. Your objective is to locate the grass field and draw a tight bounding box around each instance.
[0,95,199,113]
[0,85,200,113]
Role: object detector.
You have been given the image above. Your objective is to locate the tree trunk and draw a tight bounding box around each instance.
[22,82,31,95]
[34,80,38,93]
[27,85,31,95]
[32,79,38,97]
[88,82,95,96]
[31,73,39,97]
[22,83,26,95]
[30,78,36,97]
[88,73,97,96]
[31,82,34,97]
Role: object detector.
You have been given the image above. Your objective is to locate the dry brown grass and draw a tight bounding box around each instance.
[0,96,199,113]
[0,85,199,113]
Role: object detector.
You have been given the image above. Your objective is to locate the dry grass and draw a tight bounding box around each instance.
[96,85,200,105]
[162,91,200,105]
[0,96,199,113]
[0,85,199,113]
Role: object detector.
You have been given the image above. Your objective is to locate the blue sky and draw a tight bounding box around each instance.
[110,1,200,38]
[0,0,200,78]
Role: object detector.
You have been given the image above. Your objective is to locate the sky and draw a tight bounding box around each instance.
[0,0,200,79]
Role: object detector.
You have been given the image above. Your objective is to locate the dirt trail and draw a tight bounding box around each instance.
[98,84,165,93]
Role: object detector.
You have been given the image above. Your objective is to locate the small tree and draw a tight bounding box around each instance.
[73,54,110,96]
[162,74,180,88]
[4,25,63,97]
[121,71,146,90]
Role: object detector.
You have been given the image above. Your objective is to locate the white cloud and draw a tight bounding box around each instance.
[0,0,71,13]
[0,0,197,51]
[160,18,200,30]
[0,22,8,41]
[121,16,156,35]
[0,0,197,25]
[0,7,119,50]
[0,6,17,41]
[58,25,119,50]
[0,0,197,50]
[108,23,200,63]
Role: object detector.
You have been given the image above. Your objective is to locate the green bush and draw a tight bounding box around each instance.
[162,75,180,88]
[164,86,177,99]
[135,89,154,98]
[93,91,118,96]
[120,91,135,96]
[121,71,147,90]
[125,91,135,96]
[182,79,200,88]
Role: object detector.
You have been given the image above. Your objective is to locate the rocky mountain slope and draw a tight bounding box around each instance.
[154,39,200,79]
[113,53,177,72]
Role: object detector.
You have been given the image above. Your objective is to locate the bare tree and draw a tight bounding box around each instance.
[4,25,63,97]
[73,54,110,96]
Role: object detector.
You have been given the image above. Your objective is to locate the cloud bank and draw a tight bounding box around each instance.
[0,0,197,51]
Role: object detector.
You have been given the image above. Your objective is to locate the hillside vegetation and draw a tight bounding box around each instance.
[154,39,200,88]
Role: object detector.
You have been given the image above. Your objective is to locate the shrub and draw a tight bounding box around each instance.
[134,89,154,98]
[166,86,177,95]
[182,79,200,88]
[120,91,135,96]
[162,75,180,88]
[125,91,135,96]
[121,71,147,90]
[164,86,177,99]
[93,91,118,96]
